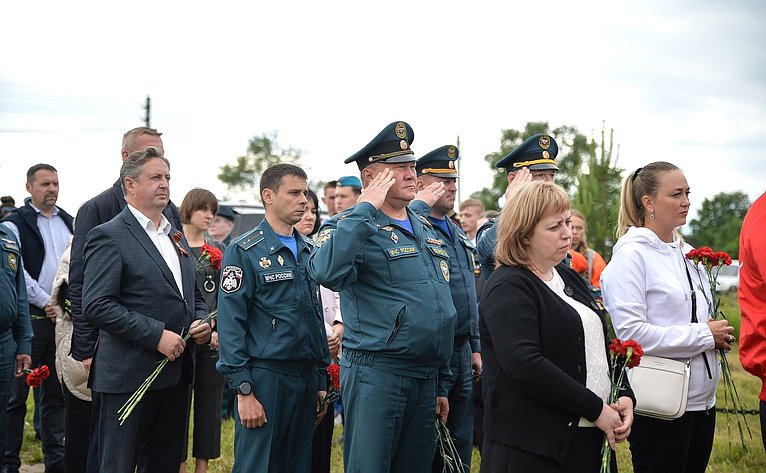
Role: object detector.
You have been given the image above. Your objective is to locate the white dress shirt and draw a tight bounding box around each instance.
[127,204,184,297]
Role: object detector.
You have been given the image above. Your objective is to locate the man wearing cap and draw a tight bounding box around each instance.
[476,133,559,281]
[410,145,480,472]
[309,122,457,473]
[333,176,362,214]
[209,205,237,247]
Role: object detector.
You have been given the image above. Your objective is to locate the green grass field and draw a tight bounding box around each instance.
[20,294,765,471]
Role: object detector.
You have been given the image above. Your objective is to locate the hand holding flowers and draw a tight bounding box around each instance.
[686,247,752,449]
[600,338,643,473]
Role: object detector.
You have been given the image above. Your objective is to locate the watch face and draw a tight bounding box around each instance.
[237,382,252,395]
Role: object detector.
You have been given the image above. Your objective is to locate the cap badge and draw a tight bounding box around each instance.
[542,150,550,159]
[259,257,271,269]
[400,140,408,151]
[395,122,407,139]
[447,146,456,159]
[539,135,551,150]
[448,161,455,169]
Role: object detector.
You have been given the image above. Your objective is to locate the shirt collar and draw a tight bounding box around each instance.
[127,204,172,235]
[29,202,60,217]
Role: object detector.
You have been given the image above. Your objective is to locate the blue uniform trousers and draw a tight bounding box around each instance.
[342,361,438,473]
[232,366,317,473]
[0,332,17,471]
[432,341,474,472]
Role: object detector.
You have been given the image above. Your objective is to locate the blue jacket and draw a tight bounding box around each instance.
[216,218,329,391]
[409,200,480,353]
[308,202,457,395]
[0,226,33,354]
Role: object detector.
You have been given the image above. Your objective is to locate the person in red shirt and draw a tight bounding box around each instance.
[738,190,766,451]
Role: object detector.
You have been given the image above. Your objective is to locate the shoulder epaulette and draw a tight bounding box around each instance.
[302,235,315,247]
[236,228,265,251]
[417,215,433,228]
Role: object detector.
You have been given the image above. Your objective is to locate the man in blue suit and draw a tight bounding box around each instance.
[83,147,211,473]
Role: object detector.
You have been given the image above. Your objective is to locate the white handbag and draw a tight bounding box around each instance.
[627,355,690,420]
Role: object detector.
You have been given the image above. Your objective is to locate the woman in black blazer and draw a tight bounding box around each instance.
[479,181,635,473]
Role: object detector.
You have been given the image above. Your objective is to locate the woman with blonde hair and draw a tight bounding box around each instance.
[480,181,634,472]
[600,162,734,473]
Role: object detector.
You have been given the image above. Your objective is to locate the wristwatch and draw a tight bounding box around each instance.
[235,381,252,396]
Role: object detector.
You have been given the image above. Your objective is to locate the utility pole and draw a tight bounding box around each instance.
[143,96,151,127]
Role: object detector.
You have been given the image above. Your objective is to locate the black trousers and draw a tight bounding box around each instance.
[311,403,334,473]
[760,400,766,452]
[62,384,91,473]
[181,349,224,461]
[3,318,64,473]
[629,409,716,473]
[97,382,190,473]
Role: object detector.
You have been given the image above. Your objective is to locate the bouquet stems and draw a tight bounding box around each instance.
[117,310,217,425]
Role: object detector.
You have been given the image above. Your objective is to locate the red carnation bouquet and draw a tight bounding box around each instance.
[196,243,223,271]
[686,247,751,448]
[315,364,340,429]
[600,339,643,473]
[25,365,51,388]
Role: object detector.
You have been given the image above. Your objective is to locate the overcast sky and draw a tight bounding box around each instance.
[1,1,764,224]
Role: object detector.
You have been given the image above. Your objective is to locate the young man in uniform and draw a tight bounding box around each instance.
[217,164,329,473]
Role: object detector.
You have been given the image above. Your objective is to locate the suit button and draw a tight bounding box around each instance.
[568,421,573,426]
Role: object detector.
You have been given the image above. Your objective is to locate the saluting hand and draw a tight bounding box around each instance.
[413,181,446,208]
[504,166,533,200]
[358,168,396,209]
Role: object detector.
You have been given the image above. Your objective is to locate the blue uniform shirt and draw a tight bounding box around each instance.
[216,218,329,391]
[308,202,457,395]
[0,226,33,354]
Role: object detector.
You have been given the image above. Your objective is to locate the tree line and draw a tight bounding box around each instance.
[217,125,751,260]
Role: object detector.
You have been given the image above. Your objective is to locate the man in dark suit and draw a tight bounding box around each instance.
[68,126,182,473]
[83,147,211,473]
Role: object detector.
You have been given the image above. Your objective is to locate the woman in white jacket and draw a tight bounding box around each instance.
[601,162,734,473]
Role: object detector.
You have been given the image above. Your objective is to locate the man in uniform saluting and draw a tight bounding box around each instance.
[309,121,457,473]
[410,145,481,472]
[216,163,329,473]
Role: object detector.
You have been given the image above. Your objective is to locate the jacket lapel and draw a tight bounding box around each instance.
[120,208,183,299]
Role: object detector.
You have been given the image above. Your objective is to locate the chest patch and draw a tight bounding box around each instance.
[263,270,294,283]
[220,265,243,293]
[384,245,418,259]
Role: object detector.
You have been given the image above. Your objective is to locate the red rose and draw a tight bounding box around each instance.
[327,364,340,392]
[25,365,51,388]
[608,338,626,357]
[621,339,644,368]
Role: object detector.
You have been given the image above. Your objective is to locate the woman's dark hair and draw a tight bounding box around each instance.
[307,189,321,236]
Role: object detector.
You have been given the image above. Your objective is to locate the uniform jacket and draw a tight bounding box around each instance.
[479,263,634,465]
[308,202,457,394]
[216,218,329,391]
[409,200,480,353]
[82,206,207,394]
[0,225,33,354]
[476,219,497,282]
[69,179,182,361]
